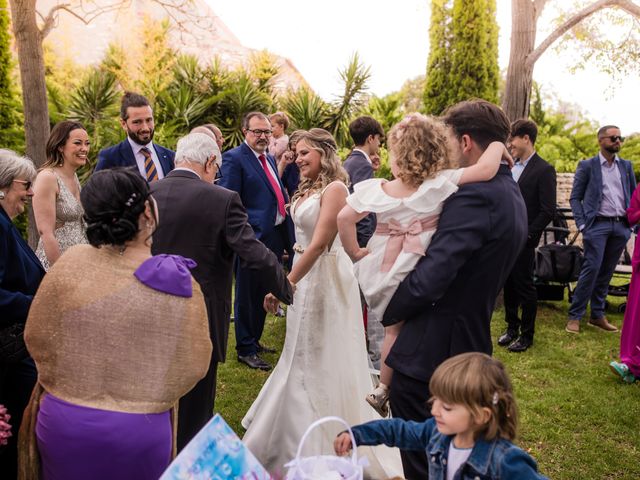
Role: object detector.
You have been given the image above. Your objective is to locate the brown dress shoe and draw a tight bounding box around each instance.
[565,319,580,334]
[588,317,619,332]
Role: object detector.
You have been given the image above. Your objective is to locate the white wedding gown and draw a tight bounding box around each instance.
[242,183,402,479]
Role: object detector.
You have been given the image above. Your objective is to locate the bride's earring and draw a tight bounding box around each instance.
[0,191,5,200]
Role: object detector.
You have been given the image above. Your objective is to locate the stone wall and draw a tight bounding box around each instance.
[556,173,574,208]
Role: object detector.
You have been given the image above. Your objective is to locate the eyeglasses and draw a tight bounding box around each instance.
[247,129,273,137]
[603,135,625,142]
[13,179,32,190]
[214,162,223,182]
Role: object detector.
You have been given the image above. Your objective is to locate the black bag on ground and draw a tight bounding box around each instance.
[535,243,583,282]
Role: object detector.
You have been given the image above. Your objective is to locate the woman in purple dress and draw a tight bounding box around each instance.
[19,169,212,480]
[610,185,640,383]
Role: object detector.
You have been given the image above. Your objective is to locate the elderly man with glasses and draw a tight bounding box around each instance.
[150,132,293,449]
[218,112,294,371]
[566,125,636,334]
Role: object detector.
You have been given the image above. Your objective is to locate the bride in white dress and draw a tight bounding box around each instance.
[242,129,402,478]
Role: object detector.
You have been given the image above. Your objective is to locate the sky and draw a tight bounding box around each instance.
[206,0,640,134]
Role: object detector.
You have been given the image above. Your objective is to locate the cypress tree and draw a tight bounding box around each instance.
[424,0,500,114]
[0,0,23,150]
[448,0,499,104]
[424,0,453,115]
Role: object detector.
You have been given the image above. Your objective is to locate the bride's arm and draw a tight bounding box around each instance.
[287,182,348,284]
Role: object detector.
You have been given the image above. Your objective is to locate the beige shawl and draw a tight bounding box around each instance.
[19,244,212,479]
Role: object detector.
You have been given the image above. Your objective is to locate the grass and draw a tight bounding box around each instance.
[216,294,639,480]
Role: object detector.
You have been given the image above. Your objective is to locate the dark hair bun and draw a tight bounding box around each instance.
[81,168,151,247]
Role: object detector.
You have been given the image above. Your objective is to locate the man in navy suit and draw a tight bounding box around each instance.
[219,112,293,371]
[382,100,527,479]
[94,92,174,180]
[343,116,384,247]
[343,116,385,368]
[566,125,636,334]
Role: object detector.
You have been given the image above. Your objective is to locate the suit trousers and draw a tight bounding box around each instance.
[177,355,219,451]
[503,246,537,341]
[389,370,431,479]
[234,223,287,357]
[568,219,630,320]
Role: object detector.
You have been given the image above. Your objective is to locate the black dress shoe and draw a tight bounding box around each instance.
[507,337,532,353]
[256,343,277,354]
[498,330,518,347]
[238,354,272,371]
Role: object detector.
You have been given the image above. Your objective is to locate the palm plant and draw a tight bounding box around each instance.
[156,84,216,133]
[281,87,330,131]
[172,54,208,93]
[361,93,405,135]
[67,69,121,182]
[212,71,273,148]
[326,53,371,148]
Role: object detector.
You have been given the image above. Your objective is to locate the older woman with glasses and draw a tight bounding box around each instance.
[0,150,45,478]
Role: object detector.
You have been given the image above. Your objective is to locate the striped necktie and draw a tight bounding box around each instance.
[140,147,158,182]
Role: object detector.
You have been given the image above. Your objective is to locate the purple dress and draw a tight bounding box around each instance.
[621,188,640,376]
[36,394,171,480]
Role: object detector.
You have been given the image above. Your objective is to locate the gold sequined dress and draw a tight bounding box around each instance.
[35,171,88,270]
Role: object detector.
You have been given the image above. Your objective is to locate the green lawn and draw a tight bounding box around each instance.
[216,295,639,480]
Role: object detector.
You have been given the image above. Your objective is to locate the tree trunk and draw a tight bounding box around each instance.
[9,0,49,247]
[502,0,640,122]
[502,0,537,121]
[9,0,49,167]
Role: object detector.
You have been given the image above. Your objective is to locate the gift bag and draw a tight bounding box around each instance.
[160,414,271,480]
[285,416,364,480]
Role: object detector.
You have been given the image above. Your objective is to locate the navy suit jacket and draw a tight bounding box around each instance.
[219,143,291,245]
[343,150,376,247]
[95,139,175,177]
[0,207,45,327]
[570,155,636,230]
[383,165,527,384]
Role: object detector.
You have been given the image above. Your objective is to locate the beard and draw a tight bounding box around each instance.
[603,144,621,154]
[128,127,154,145]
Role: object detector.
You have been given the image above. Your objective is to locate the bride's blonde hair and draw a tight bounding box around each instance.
[291,128,348,203]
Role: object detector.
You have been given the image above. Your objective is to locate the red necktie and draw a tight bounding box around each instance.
[259,154,286,217]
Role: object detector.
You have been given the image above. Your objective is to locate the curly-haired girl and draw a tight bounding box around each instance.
[337,113,511,417]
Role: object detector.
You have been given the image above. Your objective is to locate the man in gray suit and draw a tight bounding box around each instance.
[151,132,293,450]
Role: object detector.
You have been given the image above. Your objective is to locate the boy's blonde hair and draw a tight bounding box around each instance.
[429,352,518,441]
[387,113,453,188]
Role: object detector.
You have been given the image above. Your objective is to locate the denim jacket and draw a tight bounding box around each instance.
[351,418,548,480]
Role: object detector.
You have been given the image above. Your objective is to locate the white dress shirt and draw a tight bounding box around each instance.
[127,137,165,180]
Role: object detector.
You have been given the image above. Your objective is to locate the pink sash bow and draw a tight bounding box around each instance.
[375,216,439,272]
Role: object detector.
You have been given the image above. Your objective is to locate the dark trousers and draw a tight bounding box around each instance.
[0,357,37,479]
[177,356,219,451]
[234,223,287,357]
[569,219,630,320]
[503,246,537,341]
[389,370,431,479]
